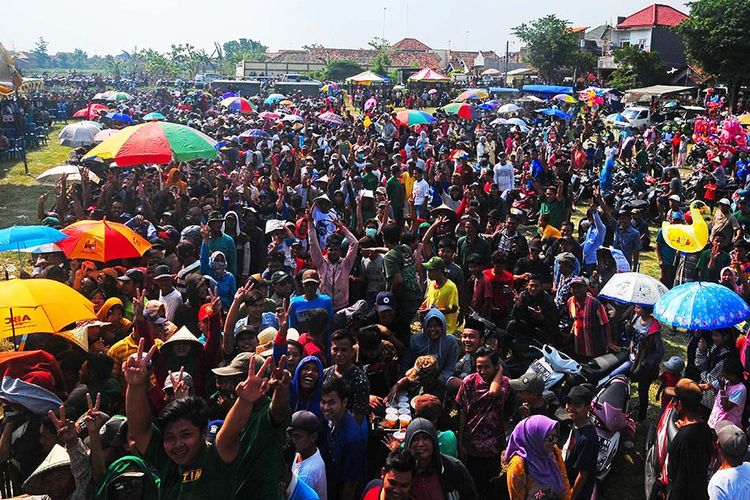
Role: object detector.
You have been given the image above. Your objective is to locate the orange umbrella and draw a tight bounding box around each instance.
[58,219,152,262]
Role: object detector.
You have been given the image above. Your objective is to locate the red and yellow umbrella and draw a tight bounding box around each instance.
[82,121,217,166]
[220,96,256,114]
[58,219,152,262]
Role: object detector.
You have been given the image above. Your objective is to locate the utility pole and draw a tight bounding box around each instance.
[504,40,509,87]
[383,7,386,39]
[465,30,469,50]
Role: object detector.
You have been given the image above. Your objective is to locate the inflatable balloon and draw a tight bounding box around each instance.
[662,201,710,253]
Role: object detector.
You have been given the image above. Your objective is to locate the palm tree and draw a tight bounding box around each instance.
[105,55,123,80]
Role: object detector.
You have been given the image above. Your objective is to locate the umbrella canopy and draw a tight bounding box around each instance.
[258,111,281,121]
[478,101,501,111]
[394,110,437,127]
[220,96,256,114]
[516,95,545,103]
[599,272,668,306]
[498,103,521,114]
[737,114,750,126]
[654,281,750,330]
[482,68,503,76]
[490,118,510,126]
[455,89,489,102]
[0,279,96,337]
[240,129,272,140]
[105,112,135,125]
[281,114,303,123]
[364,97,378,112]
[553,94,577,104]
[537,108,572,120]
[408,68,450,83]
[93,128,118,143]
[143,112,166,121]
[58,121,102,147]
[320,83,339,94]
[606,113,630,124]
[506,117,528,127]
[279,99,294,106]
[58,219,152,262]
[83,122,217,166]
[72,104,108,120]
[318,111,344,125]
[105,91,133,102]
[264,93,286,104]
[345,71,387,84]
[0,226,67,252]
[36,165,100,185]
[441,102,480,120]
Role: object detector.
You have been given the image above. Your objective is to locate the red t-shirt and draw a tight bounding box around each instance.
[482,268,514,316]
[298,333,325,363]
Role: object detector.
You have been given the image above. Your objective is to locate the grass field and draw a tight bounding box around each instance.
[0,123,683,499]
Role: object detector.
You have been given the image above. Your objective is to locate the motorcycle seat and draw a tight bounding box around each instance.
[629,199,649,210]
[595,376,629,410]
[582,351,629,380]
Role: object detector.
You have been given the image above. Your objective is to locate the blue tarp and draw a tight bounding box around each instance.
[489,87,521,94]
[522,85,574,95]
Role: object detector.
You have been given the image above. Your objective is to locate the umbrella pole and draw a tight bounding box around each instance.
[9,307,17,351]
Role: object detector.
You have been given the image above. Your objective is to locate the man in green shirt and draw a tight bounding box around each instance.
[457,219,491,270]
[361,163,380,191]
[383,223,423,343]
[537,180,567,229]
[734,198,750,234]
[386,165,405,227]
[696,233,731,283]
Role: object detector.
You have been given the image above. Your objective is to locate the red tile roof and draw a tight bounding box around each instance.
[391,38,432,51]
[616,4,688,29]
[266,47,441,69]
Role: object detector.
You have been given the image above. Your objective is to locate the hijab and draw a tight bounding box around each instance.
[505,415,564,494]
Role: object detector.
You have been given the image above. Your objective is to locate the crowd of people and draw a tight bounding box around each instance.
[0,78,749,500]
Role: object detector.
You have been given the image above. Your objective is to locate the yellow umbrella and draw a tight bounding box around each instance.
[0,279,96,340]
[738,114,750,126]
[279,99,294,106]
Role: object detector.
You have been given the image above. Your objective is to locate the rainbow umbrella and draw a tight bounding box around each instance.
[318,111,344,125]
[441,102,479,120]
[455,89,489,102]
[58,219,152,262]
[220,96,256,114]
[143,112,166,121]
[394,109,436,127]
[83,122,218,166]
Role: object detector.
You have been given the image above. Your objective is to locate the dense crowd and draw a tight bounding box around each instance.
[1,80,750,500]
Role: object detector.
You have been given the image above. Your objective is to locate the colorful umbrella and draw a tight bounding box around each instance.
[455,89,489,102]
[498,103,520,114]
[83,122,218,166]
[537,108,572,120]
[478,100,501,111]
[441,103,479,120]
[72,104,108,120]
[321,83,339,94]
[264,93,286,104]
[654,281,750,330]
[599,272,668,307]
[365,97,378,112]
[143,112,166,121]
[59,121,102,147]
[0,226,67,252]
[394,110,436,127]
[105,91,133,102]
[220,96,256,114]
[281,114,304,123]
[36,165,100,185]
[58,219,152,262]
[258,111,281,121]
[0,279,96,338]
[552,94,577,104]
[105,112,135,125]
[318,111,344,125]
[240,129,272,139]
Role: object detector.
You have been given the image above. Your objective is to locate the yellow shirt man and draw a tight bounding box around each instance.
[423,278,460,334]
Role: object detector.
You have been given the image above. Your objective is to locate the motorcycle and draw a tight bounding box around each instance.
[644,400,679,499]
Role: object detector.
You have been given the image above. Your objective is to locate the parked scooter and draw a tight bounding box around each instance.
[590,375,637,482]
[644,400,679,499]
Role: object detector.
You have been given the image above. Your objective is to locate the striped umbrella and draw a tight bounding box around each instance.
[394,110,436,127]
[83,122,217,166]
[318,111,344,125]
[441,102,479,120]
[553,94,577,104]
[58,219,152,262]
[220,96,256,114]
[455,89,489,102]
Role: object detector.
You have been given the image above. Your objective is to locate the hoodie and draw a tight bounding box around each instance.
[404,418,478,500]
[222,210,252,278]
[289,355,325,419]
[96,455,161,500]
[403,309,458,384]
[96,297,132,340]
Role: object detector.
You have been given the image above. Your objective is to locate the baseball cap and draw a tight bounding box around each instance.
[664,378,702,406]
[422,256,445,272]
[98,415,128,448]
[207,210,225,222]
[211,352,257,377]
[715,420,748,457]
[510,372,545,395]
[662,356,685,374]
[117,268,145,284]
[375,291,395,312]
[197,302,216,322]
[153,265,172,281]
[270,271,291,284]
[565,384,594,404]
[719,198,732,207]
[163,371,194,390]
[287,410,321,434]
[668,194,681,203]
[206,420,223,444]
[143,300,167,324]
[302,269,320,284]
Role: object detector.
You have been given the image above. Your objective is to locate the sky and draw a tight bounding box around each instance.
[4,0,690,56]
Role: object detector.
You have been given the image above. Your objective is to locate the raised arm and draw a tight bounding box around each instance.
[306,208,324,267]
[124,338,158,454]
[223,285,248,356]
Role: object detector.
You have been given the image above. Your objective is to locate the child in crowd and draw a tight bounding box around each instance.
[656,356,684,409]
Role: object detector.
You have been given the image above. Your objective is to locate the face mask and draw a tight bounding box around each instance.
[366,228,378,238]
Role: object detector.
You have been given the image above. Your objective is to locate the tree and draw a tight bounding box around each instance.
[368,37,391,76]
[321,60,364,81]
[70,49,89,69]
[608,45,666,90]
[105,56,123,80]
[513,15,579,82]
[222,39,268,64]
[568,50,597,79]
[31,37,49,68]
[675,0,750,110]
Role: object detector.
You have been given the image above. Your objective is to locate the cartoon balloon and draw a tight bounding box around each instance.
[662,201,710,253]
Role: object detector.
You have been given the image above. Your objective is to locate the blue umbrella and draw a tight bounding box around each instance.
[105,112,135,124]
[240,129,272,140]
[222,92,238,99]
[537,108,572,120]
[653,281,750,330]
[264,94,286,105]
[477,101,501,111]
[0,225,67,252]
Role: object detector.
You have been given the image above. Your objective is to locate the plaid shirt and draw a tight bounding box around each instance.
[568,294,609,358]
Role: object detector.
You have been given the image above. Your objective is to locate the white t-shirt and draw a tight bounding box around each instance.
[493,162,515,193]
[708,462,750,500]
[159,288,183,322]
[293,449,328,500]
[412,179,430,205]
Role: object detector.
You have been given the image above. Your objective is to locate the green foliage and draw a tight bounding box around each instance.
[321,60,364,81]
[368,37,391,76]
[608,45,666,90]
[513,15,579,82]
[222,39,268,64]
[31,37,49,67]
[568,49,597,76]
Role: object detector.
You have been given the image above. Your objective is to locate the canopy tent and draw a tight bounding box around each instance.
[345,71,389,85]
[522,84,574,96]
[489,87,521,95]
[408,68,450,83]
[623,85,694,103]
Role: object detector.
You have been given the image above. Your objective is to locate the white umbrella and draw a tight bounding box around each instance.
[498,103,520,114]
[93,128,119,143]
[507,117,528,127]
[490,118,510,126]
[280,114,303,123]
[482,68,502,76]
[599,272,668,306]
[58,121,102,147]
[516,95,544,103]
[18,243,63,253]
[36,165,101,185]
